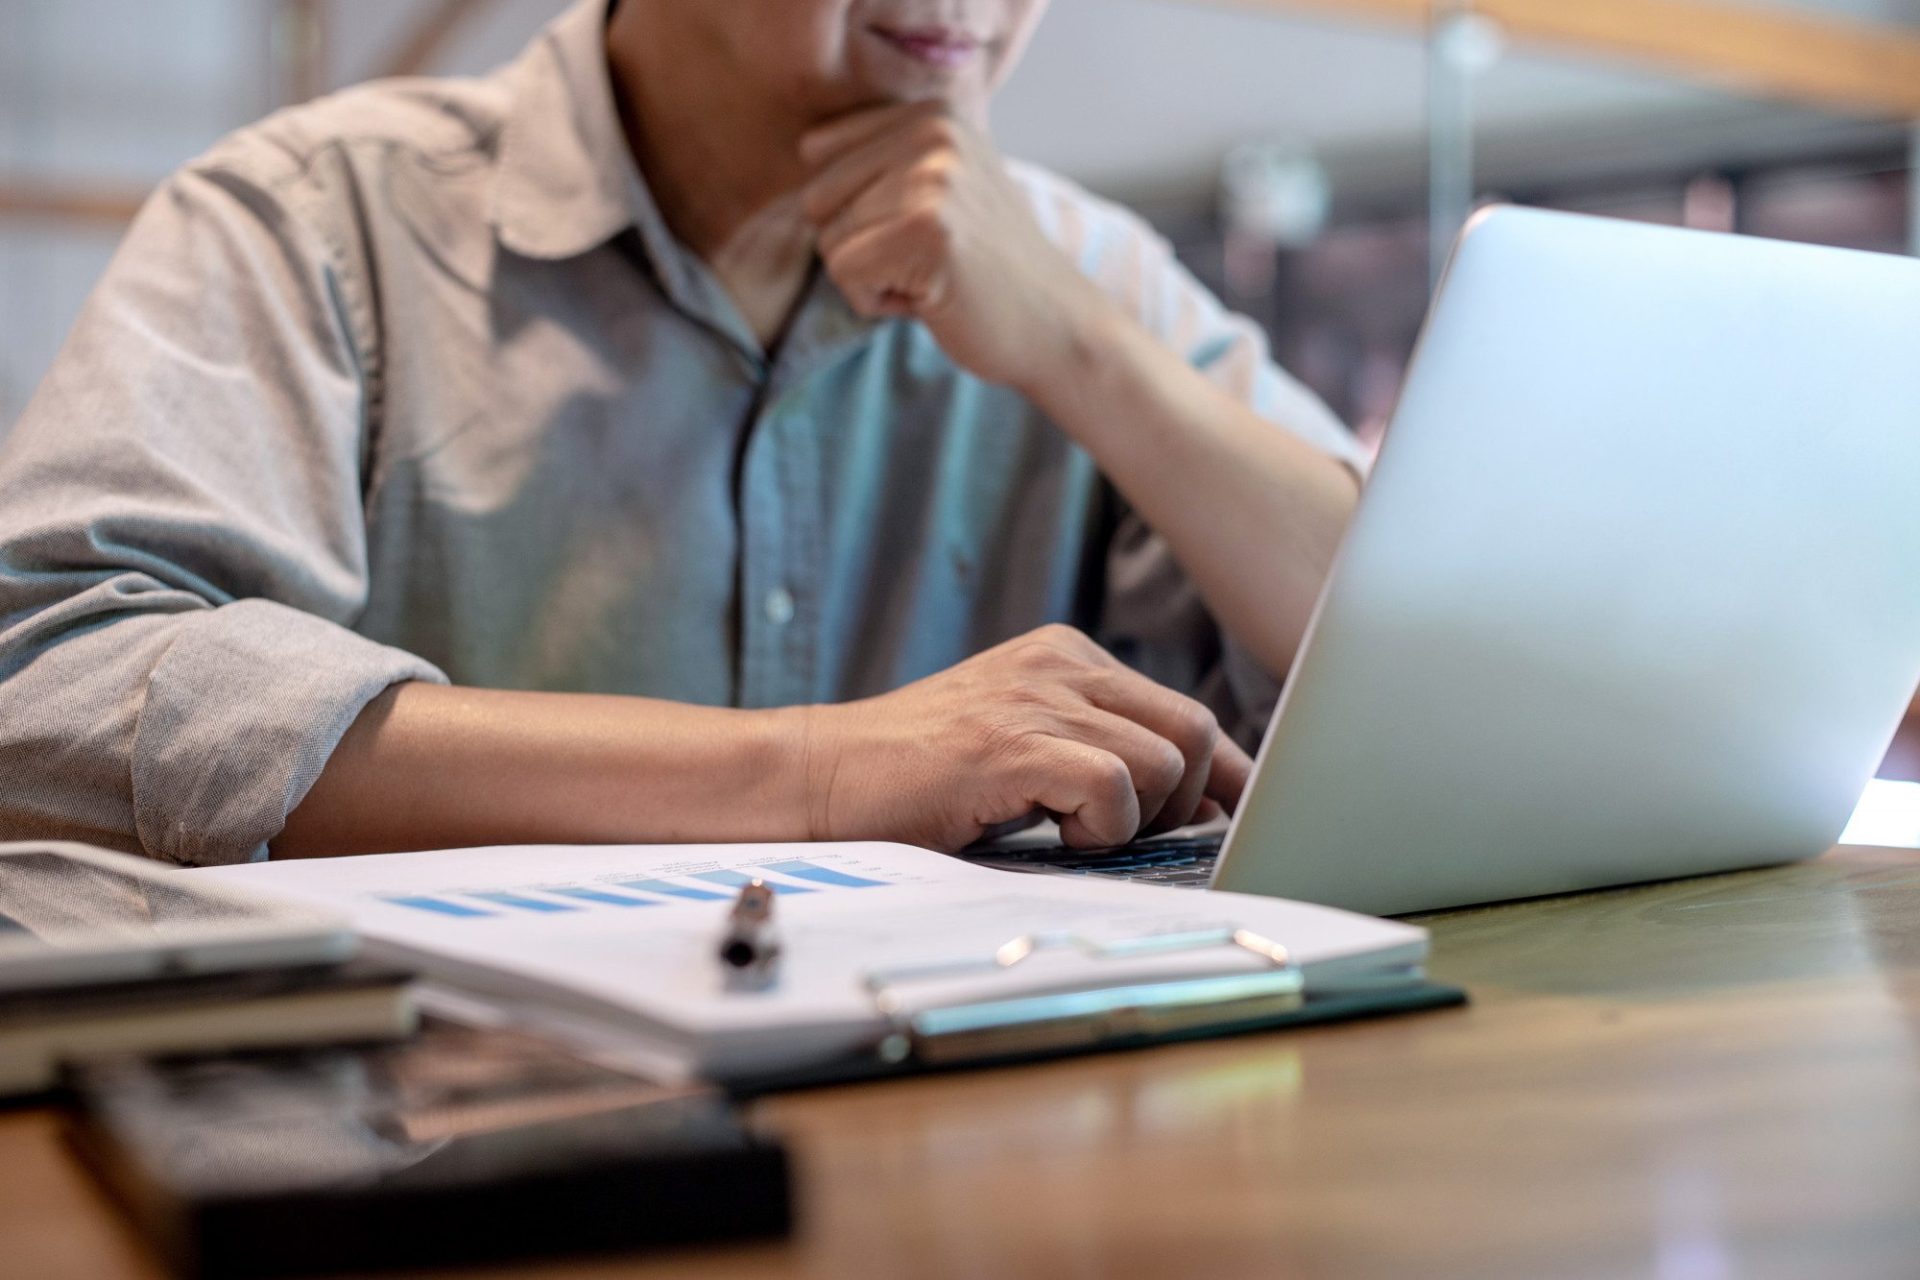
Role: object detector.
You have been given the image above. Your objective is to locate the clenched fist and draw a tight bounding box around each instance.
[799,102,1108,396]
[798,625,1251,852]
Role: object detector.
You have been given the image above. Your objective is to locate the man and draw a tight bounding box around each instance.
[0,0,1361,866]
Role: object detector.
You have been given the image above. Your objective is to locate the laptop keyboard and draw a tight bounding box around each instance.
[968,832,1224,887]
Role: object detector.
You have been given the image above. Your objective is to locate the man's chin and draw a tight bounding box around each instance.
[843,81,988,122]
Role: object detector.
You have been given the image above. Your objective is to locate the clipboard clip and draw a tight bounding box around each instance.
[863,927,1304,1067]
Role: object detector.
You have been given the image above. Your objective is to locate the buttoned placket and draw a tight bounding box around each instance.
[619,263,872,711]
[733,279,879,709]
[609,131,880,709]
[735,389,816,709]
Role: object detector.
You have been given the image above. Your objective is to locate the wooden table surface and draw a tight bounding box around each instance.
[6,844,1919,1280]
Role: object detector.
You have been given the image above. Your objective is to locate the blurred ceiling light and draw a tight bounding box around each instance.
[1432,10,1508,78]
[1220,141,1332,249]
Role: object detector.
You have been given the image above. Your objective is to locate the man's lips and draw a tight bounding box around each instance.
[868,26,986,71]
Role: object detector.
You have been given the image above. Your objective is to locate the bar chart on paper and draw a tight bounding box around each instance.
[380,858,899,921]
[191,838,1435,1084]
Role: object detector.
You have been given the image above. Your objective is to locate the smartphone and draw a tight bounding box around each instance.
[0,841,355,991]
[66,1020,793,1278]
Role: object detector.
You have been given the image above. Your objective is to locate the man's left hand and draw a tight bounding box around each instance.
[798,102,1106,396]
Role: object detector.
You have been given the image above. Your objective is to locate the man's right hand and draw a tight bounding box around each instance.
[799,624,1252,853]
[278,627,1249,861]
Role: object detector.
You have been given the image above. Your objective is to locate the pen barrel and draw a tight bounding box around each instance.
[719,919,780,972]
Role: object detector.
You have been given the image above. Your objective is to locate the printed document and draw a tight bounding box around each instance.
[196,843,1426,1076]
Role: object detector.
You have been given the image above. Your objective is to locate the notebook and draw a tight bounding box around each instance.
[0,959,416,1095]
[194,843,1433,1082]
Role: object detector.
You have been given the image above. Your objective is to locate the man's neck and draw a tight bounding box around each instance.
[605,9,816,345]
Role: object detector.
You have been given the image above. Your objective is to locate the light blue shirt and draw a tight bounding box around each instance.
[0,0,1361,866]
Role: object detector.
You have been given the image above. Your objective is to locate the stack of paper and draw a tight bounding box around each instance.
[0,959,416,1095]
[196,843,1427,1079]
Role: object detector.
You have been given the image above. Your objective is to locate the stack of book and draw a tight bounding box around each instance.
[1,958,417,1096]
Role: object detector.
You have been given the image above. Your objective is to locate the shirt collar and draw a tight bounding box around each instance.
[487,0,775,357]
[491,0,644,261]
[491,0,884,368]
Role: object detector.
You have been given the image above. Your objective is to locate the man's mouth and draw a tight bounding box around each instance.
[867,25,987,71]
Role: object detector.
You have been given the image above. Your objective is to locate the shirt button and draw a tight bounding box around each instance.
[764,587,796,626]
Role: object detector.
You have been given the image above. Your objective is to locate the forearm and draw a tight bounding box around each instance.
[1023,293,1360,677]
[273,683,813,858]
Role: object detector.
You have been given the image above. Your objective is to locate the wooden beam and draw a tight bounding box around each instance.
[375,0,489,81]
[0,187,147,226]
[1208,0,1920,121]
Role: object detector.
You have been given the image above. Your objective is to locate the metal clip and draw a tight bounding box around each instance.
[864,927,1304,1066]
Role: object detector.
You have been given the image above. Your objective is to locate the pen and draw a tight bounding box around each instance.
[718,878,781,987]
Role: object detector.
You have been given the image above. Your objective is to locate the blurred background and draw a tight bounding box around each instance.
[5,0,1920,437]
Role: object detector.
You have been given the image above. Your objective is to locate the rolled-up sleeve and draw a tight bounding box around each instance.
[1028,166,1363,743]
[0,157,446,866]
[1108,236,1363,742]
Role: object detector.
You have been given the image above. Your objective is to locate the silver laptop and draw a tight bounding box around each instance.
[978,205,1920,915]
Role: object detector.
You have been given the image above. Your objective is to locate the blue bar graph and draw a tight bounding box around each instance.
[383,863,895,923]
[386,895,494,918]
[694,869,815,894]
[761,859,891,889]
[618,879,732,902]
[470,891,580,913]
[549,887,661,908]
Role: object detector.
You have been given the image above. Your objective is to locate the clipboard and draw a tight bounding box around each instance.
[725,926,1465,1095]
[191,839,1454,1095]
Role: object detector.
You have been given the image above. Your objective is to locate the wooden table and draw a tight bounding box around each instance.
[7,845,1919,1280]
